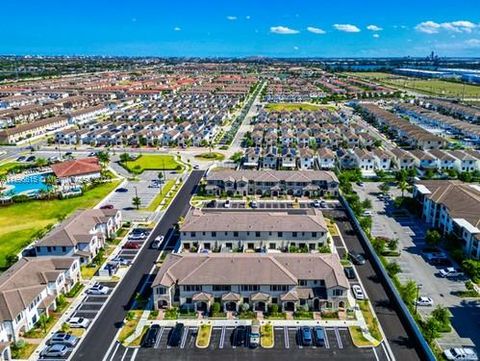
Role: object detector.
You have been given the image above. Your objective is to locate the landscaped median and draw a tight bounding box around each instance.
[357,300,383,344]
[194,152,225,161]
[348,326,381,348]
[144,179,179,212]
[117,310,144,345]
[260,323,274,348]
[195,323,212,348]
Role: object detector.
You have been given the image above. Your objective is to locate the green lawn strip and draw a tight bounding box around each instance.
[348,326,379,347]
[358,300,383,342]
[11,341,37,359]
[118,311,143,344]
[144,179,176,211]
[129,326,149,347]
[0,180,120,268]
[265,102,336,112]
[120,154,182,174]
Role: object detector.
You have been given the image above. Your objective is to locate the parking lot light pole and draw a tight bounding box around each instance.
[415,283,423,314]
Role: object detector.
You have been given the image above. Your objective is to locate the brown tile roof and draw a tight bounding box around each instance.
[51,157,101,178]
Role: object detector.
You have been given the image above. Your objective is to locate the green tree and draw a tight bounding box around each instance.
[211,302,221,314]
[35,157,48,167]
[388,238,399,251]
[119,153,130,163]
[230,152,243,164]
[96,151,110,169]
[422,317,440,343]
[0,174,7,188]
[379,182,390,195]
[386,262,402,277]
[431,306,451,329]
[426,229,442,246]
[132,196,142,210]
[399,279,417,307]
[398,179,408,198]
[462,259,480,283]
[39,313,49,335]
[157,172,164,183]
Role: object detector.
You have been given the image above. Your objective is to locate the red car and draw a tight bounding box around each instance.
[122,242,141,250]
[100,204,114,209]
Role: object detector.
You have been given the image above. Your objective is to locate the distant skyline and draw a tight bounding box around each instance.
[1,0,480,57]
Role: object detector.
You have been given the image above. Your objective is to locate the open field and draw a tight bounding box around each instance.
[0,180,120,268]
[344,71,480,98]
[120,154,182,174]
[265,102,337,112]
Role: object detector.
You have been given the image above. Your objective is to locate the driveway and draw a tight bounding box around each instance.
[353,182,477,349]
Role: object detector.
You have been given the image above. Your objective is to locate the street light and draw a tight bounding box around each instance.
[414,283,423,314]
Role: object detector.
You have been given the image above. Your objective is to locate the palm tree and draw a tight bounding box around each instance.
[96,151,110,170]
[44,175,58,197]
[0,174,7,189]
[35,157,48,168]
[132,196,142,210]
[157,172,164,184]
[399,179,408,198]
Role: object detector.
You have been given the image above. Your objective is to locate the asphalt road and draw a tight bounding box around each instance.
[72,170,204,361]
[324,209,422,361]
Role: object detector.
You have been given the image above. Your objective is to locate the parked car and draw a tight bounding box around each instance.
[249,324,260,348]
[232,326,246,346]
[356,181,364,187]
[344,267,355,279]
[142,325,161,347]
[224,199,231,208]
[250,201,258,209]
[439,267,463,278]
[352,285,365,300]
[100,204,114,209]
[320,200,327,208]
[25,155,36,162]
[67,317,90,328]
[206,200,217,208]
[300,326,313,346]
[168,323,184,347]
[151,235,164,249]
[41,344,69,357]
[123,242,141,250]
[49,332,79,347]
[416,297,434,307]
[362,210,373,217]
[129,229,148,240]
[87,283,109,295]
[115,187,128,193]
[16,156,26,162]
[112,257,131,266]
[193,165,200,169]
[349,251,366,265]
[444,348,478,361]
[313,200,321,208]
[313,326,325,347]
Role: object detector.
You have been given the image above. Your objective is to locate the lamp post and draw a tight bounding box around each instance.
[415,283,423,314]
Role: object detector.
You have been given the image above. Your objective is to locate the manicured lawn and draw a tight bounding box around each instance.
[195,324,212,348]
[129,326,149,347]
[0,161,21,175]
[120,154,182,174]
[11,342,37,359]
[260,323,274,348]
[194,152,225,161]
[265,102,336,112]
[348,326,379,347]
[358,300,383,342]
[144,179,176,211]
[118,311,143,344]
[0,180,120,268]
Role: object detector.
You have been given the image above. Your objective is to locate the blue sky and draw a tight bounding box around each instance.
[1,0,480,57]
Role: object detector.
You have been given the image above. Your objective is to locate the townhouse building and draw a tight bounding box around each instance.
[204,169,339,197]
[152,252,349,313]
[35,208,122,264]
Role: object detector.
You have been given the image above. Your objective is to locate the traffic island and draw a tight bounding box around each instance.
[195,323,212,349]
[260,323,274,348]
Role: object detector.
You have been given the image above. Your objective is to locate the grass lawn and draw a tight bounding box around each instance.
[265,102,336,112]
[194,152,225,161]
[195,324,212,348]
[120,154,182,174]
[260,324,274,348]
[344,72,480,98]
[129,326,149,347]
[358,300,383,342]
[0,161,22,175]
[0,180,120,269]
[144,179,176,211]
[11,342,37,359]
[348,326,379,347]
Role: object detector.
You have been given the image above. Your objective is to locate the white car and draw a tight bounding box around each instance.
[224,200,231,208]
[362,210,373,217]
[444,347,478,361]
[416,296,434,307]
[313,200,321,208]
[439,267,464,278]
[67,317,90,328]
[352,285,365,300]
[87,283,109,295]
[41,344,69,357]
[151,235,164,249]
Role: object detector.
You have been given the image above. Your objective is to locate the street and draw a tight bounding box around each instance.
[71,170,204,361]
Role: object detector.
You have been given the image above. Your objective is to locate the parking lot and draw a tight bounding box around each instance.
[105,326,389,361]
[39,281,117,361]
[204,200,341,210]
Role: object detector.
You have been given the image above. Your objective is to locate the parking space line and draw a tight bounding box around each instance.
[119,347,129,361]
[107,342,120,361]
[219,326,226,349]
[284,326,289,349]
[381,342,392,361]
[372,346,380,361]
[154,327,164,349]
[180,327,189,349]
[324,328,330,349]
[334,327,343,349]
[130,348,138,361]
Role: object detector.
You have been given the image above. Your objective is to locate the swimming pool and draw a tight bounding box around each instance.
[4,172,52,196]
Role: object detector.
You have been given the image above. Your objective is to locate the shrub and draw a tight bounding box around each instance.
[211,302,221,314]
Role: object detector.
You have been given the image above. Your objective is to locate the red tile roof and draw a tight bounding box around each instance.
[51,157,101,178]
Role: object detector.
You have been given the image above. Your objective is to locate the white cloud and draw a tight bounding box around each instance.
[333,24,361,33]
[131,18,137,23]
[293,46,299,50]
[174,27,181,31]
[367,25,383,31]
[415,20,478,34]
[227,16,237,21]
[270,26,300,35]
[373,34,380,38]
[307,26,326,34]
[465,39,480,47]
[246,15,251,20]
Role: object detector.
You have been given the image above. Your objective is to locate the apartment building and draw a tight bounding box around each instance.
[152,252,349,313]
[0,116,69,144]
[180,208,328,252]
[413,180,480,259]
